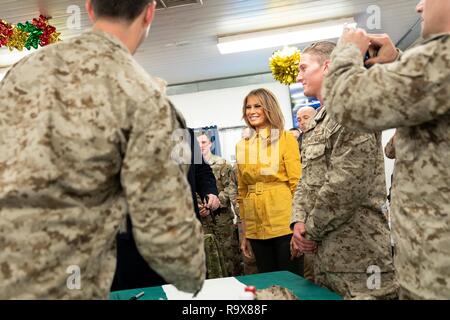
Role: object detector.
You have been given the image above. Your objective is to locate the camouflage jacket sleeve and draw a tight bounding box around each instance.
[121,94,205,294]
[323,35,450,131]
[305,128,380,242]
[290,180,308,227]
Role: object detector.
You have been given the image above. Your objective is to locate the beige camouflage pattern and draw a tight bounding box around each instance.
[302,253,315,283]
[199,154,242,277]
[0,29,205,299]
[324,33,450,299]
[256,285,298,300]
[315,272,398,300]
[291,107,397,299]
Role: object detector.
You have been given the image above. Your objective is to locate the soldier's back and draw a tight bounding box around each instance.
[0,30,165,299]
[392,118,450,298]
[381,34,450,299]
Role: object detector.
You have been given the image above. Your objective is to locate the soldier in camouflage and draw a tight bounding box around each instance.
[290,41,398,299]
[323,0,450,299]
[0,0,205,299]
[197,134,242,277]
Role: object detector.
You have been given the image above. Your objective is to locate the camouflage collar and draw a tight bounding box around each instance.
[302,107,326,133]
[314,106,327,122]
[206,154,225,166]
[206,154,219,165]
[85,29,130,54]
[421,32,450,45]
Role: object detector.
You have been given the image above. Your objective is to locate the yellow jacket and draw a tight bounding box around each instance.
[236,128,301,240]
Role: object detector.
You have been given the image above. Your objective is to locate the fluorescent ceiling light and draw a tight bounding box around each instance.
[217,18,356,54]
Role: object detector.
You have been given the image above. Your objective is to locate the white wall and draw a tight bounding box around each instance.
[169,81,292,162]
[169,84,396,194]
[169,82,292,129]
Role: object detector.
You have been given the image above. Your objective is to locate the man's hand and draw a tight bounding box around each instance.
[204,194,220,211]
[338,27,371,56]
[199,204,210,218]
[292,222,317,253]
[365,34,399,66]
[290,236,302,260]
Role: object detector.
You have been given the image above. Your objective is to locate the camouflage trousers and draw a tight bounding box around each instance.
[315,271,399,300]
[204,234,228,279]
[303,253,315,282]
[201,210,242,278]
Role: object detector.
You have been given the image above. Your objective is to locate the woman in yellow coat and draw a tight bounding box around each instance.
[236,88,303,275]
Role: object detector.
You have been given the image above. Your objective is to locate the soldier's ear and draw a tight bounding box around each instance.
[322,59,331,75]
[144,1,157,26]
[85,0,96,22]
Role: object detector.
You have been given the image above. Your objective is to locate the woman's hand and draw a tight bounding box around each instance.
[240,238,253,259]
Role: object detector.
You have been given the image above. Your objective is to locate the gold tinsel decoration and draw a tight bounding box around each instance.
[269,46,301,85]
[7,28,29,51]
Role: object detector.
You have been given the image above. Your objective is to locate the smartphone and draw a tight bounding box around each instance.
[364,47,379,69]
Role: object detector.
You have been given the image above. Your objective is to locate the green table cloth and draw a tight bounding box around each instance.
[109,271,342,300]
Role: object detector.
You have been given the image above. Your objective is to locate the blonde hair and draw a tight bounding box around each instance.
[303,41,336,65]
[242,88,285,132]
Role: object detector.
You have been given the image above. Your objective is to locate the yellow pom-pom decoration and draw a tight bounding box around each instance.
[269,46,301,85]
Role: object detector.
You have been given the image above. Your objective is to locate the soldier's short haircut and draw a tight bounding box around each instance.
[303,41,337,65]
[196,132,211,142]
[90,0,153,22]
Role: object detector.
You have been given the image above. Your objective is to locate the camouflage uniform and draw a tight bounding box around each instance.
[0,29,205,299]
[203,234,227,279]
[199,154,242,277]
[291,107,398,299]
[324,33,450,299]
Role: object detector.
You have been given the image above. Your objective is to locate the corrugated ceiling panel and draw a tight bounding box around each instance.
[1,0,420,83]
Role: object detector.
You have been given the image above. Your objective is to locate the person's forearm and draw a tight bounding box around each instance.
[324,43,448,131]
[291,181,308,229]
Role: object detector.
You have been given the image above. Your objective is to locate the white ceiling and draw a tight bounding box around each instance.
[1,0,421,84]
